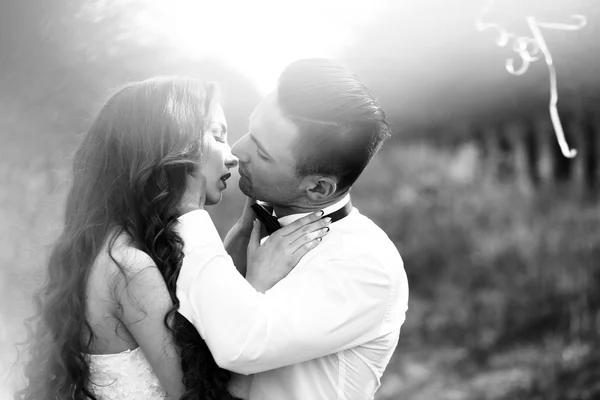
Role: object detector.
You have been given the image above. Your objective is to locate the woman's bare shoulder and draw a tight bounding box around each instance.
[97,231,170,311]
[91,230,161,293]
[100,231,154,272]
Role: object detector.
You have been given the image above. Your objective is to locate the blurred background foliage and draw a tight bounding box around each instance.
[1,1,599,399]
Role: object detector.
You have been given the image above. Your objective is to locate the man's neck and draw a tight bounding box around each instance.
[272,191,349,218]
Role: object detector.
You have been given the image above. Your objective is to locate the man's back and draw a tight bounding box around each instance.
[244,206,409,400]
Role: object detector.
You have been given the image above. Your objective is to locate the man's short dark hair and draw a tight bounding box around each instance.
[277,58,391,191]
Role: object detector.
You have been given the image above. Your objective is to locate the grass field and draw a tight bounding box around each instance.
[1,134,599,399]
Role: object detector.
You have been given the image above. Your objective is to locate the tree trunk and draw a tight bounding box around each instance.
[506,122,533,194]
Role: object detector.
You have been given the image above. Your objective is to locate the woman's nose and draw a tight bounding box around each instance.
[225,153,239,169]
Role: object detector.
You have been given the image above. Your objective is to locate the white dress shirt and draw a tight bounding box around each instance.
[176,196,409,400]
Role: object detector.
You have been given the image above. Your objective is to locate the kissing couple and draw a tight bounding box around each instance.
[16,58,409,400]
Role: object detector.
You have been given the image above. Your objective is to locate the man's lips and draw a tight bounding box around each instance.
[238,168,249,179]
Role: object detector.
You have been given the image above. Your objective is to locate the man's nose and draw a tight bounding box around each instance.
[231,134,249,162]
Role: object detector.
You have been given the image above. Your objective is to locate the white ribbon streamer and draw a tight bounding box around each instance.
[476,3,587,159]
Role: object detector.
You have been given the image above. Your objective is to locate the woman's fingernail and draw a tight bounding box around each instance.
[323,227,330,232]
[316,237,322,242]
[325,217,332,223]
[317,210,324,216]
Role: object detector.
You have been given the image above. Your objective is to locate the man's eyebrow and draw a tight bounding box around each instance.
[249,133,272,158]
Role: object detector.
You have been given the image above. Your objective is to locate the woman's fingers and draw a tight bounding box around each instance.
[286,216,332,245]
[278,210,325,237]
[247,219,262,254]
[241,197,259,226]
[291,237,324,265]
[291,226,330,251]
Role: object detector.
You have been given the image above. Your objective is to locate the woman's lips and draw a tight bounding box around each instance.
[220,172,231,188]
[221,172,232,182]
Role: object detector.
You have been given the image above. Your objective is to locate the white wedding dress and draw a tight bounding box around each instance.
[86,347,167,400]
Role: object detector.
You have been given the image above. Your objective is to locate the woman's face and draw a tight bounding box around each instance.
[199,104,238,206]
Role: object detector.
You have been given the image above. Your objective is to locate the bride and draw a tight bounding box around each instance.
[15,77,328,400]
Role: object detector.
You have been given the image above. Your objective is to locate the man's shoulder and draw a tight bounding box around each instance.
[312,209,402,266]
[343,209,399,252]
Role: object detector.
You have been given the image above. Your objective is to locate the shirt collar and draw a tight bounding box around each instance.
[276,193,351,228]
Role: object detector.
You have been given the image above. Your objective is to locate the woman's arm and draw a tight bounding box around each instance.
[112,248,185,400]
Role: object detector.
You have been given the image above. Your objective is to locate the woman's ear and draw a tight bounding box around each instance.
[186,163,195,175]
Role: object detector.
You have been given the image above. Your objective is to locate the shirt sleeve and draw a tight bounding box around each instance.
[176,210,398,375]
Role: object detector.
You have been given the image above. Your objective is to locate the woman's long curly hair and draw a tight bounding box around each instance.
[15,77,240,400]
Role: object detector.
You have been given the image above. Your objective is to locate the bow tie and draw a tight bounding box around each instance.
[251,202,353,235]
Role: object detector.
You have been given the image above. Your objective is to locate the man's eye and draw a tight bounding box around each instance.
[256,148,268,160]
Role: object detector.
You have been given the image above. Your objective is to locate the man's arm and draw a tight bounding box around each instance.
[177,211,406,375]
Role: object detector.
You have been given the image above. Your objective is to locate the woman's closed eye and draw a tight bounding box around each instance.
[211,123,227,143]
[211,128,227,143]
[213,135,226,143]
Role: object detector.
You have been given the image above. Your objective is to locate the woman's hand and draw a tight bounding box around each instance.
[224,196,258,276]
[238,196,258,235]
[246,211,331,292]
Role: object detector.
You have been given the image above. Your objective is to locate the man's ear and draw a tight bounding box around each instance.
[302,175,338,201]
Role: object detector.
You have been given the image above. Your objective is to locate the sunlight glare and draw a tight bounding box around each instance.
[128,0,388,93]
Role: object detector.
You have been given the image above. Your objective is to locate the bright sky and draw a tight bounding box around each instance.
[109,0,390,93]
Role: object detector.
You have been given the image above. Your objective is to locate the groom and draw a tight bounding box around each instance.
[176,58,409,399]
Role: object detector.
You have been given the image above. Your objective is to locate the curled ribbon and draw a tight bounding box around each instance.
[476,4,587,159]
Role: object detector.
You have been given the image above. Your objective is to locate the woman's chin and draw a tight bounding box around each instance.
[204,192,223,206]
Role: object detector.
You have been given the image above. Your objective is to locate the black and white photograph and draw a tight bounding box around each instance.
[1,1,599,399]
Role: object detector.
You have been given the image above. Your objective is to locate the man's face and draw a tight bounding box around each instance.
[231,92,304,205]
